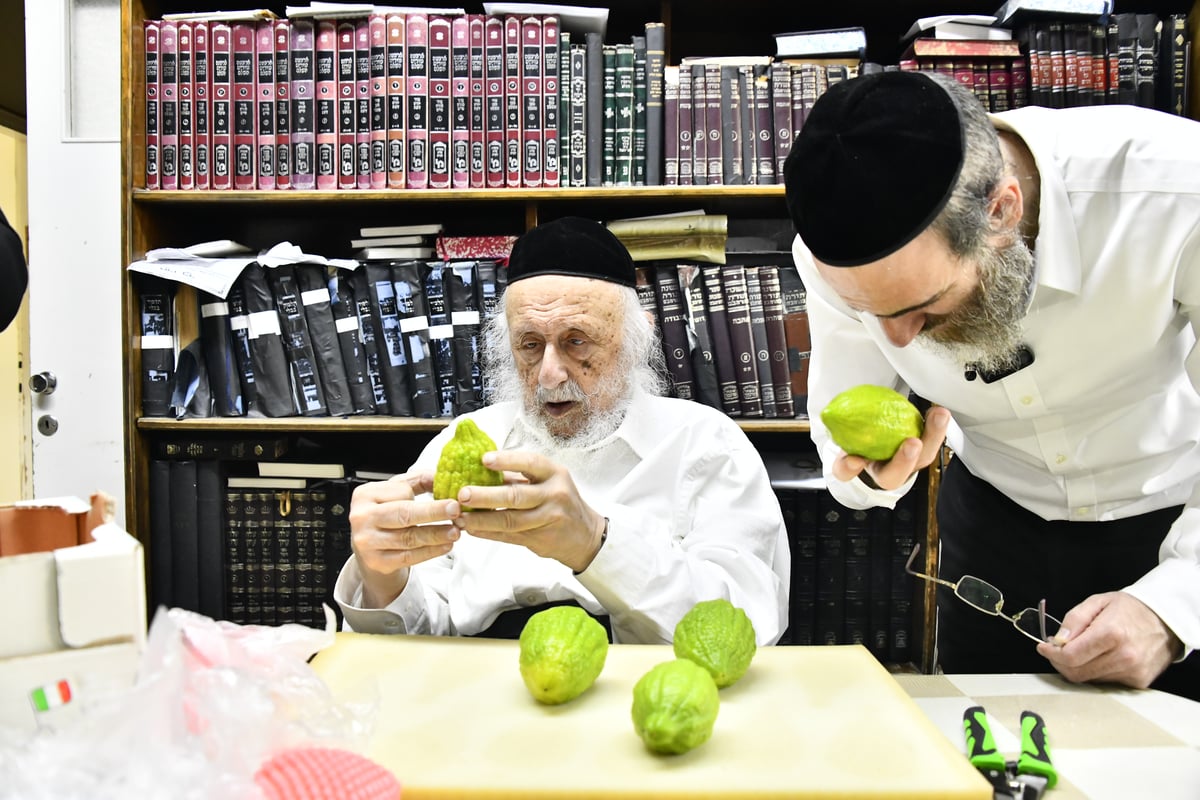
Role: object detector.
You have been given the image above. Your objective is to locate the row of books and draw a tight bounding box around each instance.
[139,256,503,420]
[638,260,810,420]
[143,11,668,191]
[148,456,356,628]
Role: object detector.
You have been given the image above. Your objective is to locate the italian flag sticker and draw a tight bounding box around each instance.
[30,680,72,712]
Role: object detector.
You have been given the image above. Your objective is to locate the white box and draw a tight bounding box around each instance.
[0,520,147,730]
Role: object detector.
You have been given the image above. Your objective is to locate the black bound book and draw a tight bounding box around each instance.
[152,434,289,460]
[238,263,300,417]
[678,264,721,411]
[392,260,441,417]
[423,262,458,417]
[198,288,245,417]
[225,279,259,414]
[169,459,201,614]
[815,492,848,646]
[643,22,665,186]
[584,31,603,186]
[347,267,391,414]
[326,269,376,414]
[721,265,763,417]
[699,264,741,416]
[445,261,485,414]
[757,265,795,418]
[651,263,696,401]
[138,275,176,418]
[363,260,415,416]
[149,458,174,612]
[843,507,873,649]
[267,264,328,416]
[889,493,919,665]
[224,485,246,623]
[196,459,226,620]
[1133,13,1159,109]
[744,266,777,418]
[294,263,355,416]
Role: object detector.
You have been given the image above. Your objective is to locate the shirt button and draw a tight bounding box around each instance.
[385,618,400,630]
[1021,396,1034,405]
[1055,454,1067,464]
[1076,507,1090,516]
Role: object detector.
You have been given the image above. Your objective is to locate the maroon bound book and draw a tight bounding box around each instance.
[676,67,693,186]
[484,16,505,188]
[178,22,195,190]
[406,13,430,189]
[385,14,406,189]
[336,22,358,189]
[744,266,777,417]
[662,65,678,186]
[776,264,812,413]
[314,20,337,189]
[503,16,522,187]
[231,21,255,190]
[354,18,371,189]
[468,14,486,188]
[255,21,276,190]
[193,21,211,189]
[368,14,387,189]
[757,264,795,418]
[450,15,471,189]
[289,19,315,190]
[652,264,696,401]
[210,22,232,190]
[720,265,764,417]
[160,20,179,190]
[427,15,452,189]
[700,264,741,416]
[273,20,291,191]
[520,16,543,188]
[145,20,161,190]
[541,15,560,188]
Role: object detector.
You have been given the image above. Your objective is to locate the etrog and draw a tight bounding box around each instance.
[820,384,924,462]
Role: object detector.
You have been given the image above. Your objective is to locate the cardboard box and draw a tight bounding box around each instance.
[0,497,147,731]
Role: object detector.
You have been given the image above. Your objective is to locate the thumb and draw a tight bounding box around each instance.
[1052,592,1112,646]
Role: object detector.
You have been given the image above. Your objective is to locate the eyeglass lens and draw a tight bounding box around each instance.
[954,576,1004,614]
[1012,607,1063,643]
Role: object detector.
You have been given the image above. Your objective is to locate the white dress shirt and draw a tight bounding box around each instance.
[794,104,1200,652]
[336,389,791,644]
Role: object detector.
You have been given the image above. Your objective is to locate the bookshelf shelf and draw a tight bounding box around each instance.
[131,186,787,203]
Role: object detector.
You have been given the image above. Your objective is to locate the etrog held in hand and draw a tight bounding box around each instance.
[433,418,504,503]
[820,384,924,462]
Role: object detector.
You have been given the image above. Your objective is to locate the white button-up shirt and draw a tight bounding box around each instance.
[795,104,1200,652]
[336,389,791,644]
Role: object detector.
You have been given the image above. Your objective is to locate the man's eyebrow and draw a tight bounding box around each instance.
[869,287,953,319]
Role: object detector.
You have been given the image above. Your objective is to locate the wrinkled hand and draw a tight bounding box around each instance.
[454,449,606,574]
[1037,591,1182,690]
[832,405,952,490]
[349,472,462,608]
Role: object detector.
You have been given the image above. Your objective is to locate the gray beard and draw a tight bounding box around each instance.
[518,382,634,454]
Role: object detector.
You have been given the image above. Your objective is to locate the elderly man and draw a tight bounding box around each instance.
[783,70,1200,698]
[335,216,790,644]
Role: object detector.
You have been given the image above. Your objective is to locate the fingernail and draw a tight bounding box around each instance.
[1052,628,1071,645]
[903,440,920,458]
[445,500,459,517]
[481,452,496,467]
[447,527,460,541]
[457,488,471,504]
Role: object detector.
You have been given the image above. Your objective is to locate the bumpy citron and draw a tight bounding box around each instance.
[433,418,504,504]
[673,598,757,688]
[820,384,924,461]
[631,659,720,755]
[518,606,609,705]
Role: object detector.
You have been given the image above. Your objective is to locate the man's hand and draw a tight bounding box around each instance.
[454,449,606,573]
[1037,591,1182,689]
[349,472,462,608]
[831,405,952,490]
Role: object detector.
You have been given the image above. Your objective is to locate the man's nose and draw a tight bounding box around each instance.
[878,315,924,348]
[538,344,569,387]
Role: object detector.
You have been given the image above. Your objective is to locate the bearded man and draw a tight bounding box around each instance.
[784,70,1200,697]
[336,216,790,644]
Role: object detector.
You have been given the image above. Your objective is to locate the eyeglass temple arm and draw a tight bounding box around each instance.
[904,543,960,591]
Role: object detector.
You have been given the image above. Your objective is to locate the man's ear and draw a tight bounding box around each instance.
[988,175,1023,234]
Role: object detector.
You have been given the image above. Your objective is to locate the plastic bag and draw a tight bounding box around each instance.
[0,607,378,800]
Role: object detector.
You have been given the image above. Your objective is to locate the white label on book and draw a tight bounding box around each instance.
[451,310,480,325]
[141,335,174,350]
[230,314,250,331]
[200,301,230,317]
[428,323,454,340]
[301,288,329,306]
[247,310,282,338]
[398,315,430,333]
[335,315,359,333]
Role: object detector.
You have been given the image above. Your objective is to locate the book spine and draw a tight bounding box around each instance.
[662,65,678,186]
[769,62,792,183]
[787,489,819,646]
[273,20,292,190]
[224,486,246,622]
[1062,23,1080,107]
[268,264,327,415]
[290,20,315,190]
[225,280,259,410]
[718,66,741,185]
[602,45,616,186]
[468,14,486,188]
[757,265,794,418]
[541,15,560,188]
[363,261,415,416]
[385,14,406,189]
[520,16,543,188]
[139,276,175,417]
[178,22,195,190]
[406,13,430,189]
[703,64,722,184]
[1047,21,1066,109]
[348,267,391,414]
[1114,14,1138,105]
[868,507,892,661]
[369,14,388,189]
[210,24,233,189]
[335,22,357,189]
[678,265,721,411]
[1159,14,1187,115]
[484,16,505,188]
[160,21,179,190]
[753,75,775,184]
[240,490,263,624]
[258,490,279,625]
[255,21,276,190]
[196,459,226,620]
[391,261,440,417]
[315,20,337,189]
[569,44,587,187]
[584,31,603,187]
[1073,23,1093,107]
[652,264,696,401]
[816,493,847,646]
[689,64,707,185]
[988,61,1012,112]
[193,22,211,190]
[631,34,646,186]
[169,460,201,613]
[1133,13,1159,109]
[614,43,634,186]
[149,459,174,609]
[274,492,297,624]
[145,21,161,189]
[889,494,918,664]
[295,264,354,416]
[239,263,301,417]
[450,15,471,189]
[720,264,763,417]
[231,22,256,190]
[504,16,523,188]
[199,290,245,416]
[738,67,755,184]
[698,266,738,415]
[428,15,452,189]
[777,265,811,410]
[744,266,776,417]
[329,271,376,414]
[292,492,317,626]
[558,31,570,186]
[445,261,484,413]
[354,19,372,189]
[1089,23,1107,104]
[643,22,665,186]
[843,507,872,649]
[676,66,693,185]
[423,264,458,417]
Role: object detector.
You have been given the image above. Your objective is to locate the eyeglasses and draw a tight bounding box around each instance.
[905,544,1062,644]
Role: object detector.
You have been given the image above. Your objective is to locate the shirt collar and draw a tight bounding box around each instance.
[504,386,655,460]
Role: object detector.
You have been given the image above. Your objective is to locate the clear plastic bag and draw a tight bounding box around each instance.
[0,607,378,800]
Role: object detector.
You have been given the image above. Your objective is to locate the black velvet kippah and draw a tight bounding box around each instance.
[784,70,965,267]
[506,216,636,287]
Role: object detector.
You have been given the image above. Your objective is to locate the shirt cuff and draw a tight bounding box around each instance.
[333,555,429,635]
